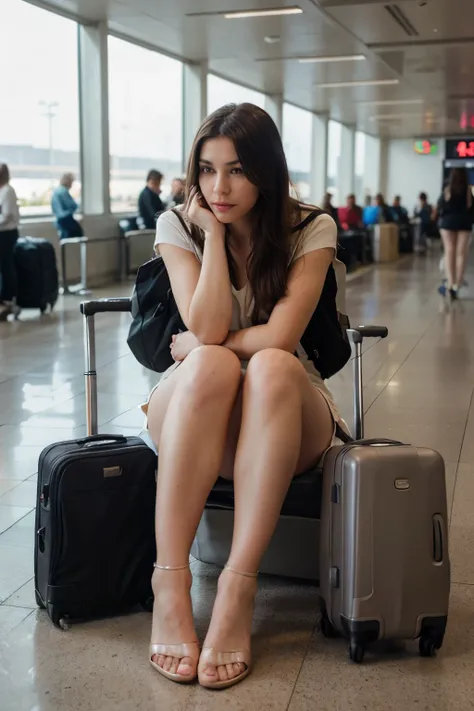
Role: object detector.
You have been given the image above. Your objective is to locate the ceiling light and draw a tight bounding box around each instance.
[224,6,302,19]
[370,113,422,120]
[264,35,281,44]
[316,78,399,88]
[299,54,365,64]
[358,99,424,106]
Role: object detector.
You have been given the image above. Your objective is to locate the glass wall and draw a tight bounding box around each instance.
[282,104,313,201]
[207,74,266,115]
[0,0,80,216]
[108,37,183,212]
[327,120,343,206]
[354,131,380,205]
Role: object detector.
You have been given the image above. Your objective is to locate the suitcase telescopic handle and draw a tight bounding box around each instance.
[346,325,389,440]
[80,299,132,438]
[80,298,132,317]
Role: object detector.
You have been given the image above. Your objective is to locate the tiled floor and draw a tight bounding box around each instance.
[1,250,474,710]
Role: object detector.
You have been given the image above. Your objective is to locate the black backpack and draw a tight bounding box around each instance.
[127,209,351,379]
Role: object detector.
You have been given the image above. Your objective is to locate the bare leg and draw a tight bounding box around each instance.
[440,229,457,288]
[147,346,241,679]
[199,349,334,685]
[455,231,471,287]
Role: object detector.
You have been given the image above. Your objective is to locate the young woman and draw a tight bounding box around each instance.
[435,168,474,300]
[142,103,346,690]
[0,163,20,321]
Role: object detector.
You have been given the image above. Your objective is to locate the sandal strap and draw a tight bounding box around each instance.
[224,564,258,578]
[153,562,190,571]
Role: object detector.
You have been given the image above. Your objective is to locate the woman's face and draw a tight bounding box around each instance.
[198,137,259,224]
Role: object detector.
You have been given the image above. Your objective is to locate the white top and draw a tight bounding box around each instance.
[152,207,344,428]
[0,184,20,232]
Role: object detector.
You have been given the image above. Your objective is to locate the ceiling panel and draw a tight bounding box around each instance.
[33,0,474,138]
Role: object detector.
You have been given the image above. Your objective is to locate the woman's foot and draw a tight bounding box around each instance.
[149,564,199,682]
[198,565,258,689]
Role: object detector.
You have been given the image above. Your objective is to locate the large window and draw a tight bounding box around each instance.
[282,104,313,201]
[354,131,380,204]
[108,37,183,213]
[0,0,80,217]
[327,120,343,206]
[207,75,266,115]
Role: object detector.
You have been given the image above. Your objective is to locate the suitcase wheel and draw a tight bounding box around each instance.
[419,635,442,658]
[320,611,338,639]
[35,590,46,609]
[348,642,365,664]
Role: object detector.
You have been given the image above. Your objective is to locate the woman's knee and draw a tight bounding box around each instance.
[245,349,304,400]
[181,345,241,401]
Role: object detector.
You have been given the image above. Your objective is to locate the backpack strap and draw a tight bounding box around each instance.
[171,207,192,237]
[291,208,323,234]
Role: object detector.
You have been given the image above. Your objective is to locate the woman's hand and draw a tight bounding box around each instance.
[185,187,224,236]
[170,331,202,361]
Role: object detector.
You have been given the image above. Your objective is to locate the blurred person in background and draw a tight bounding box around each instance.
[363,195,378,226]
[413,192,434,254]
[322,192,341,230]
[339,194,363,231]
[391,195,409,225]
[168,178,185,208]
[139,169,165,229]
[51,173,83,239]
[0,163,20,321]
[434,168,474,301]
[375,193,394,223]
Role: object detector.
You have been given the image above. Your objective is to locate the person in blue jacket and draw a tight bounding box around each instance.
[51,173,83,239]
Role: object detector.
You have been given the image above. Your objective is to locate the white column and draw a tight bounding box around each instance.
[310,114,328,205]
[183,62,208,168]
[379,138,389,198]
[78,21,110,214]
[340,124,355,200]
[264,94,283,133]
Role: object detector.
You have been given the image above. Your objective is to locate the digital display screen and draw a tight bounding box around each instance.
[445,139,474,159]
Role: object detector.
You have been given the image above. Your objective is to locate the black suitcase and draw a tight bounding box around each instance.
[14,236,59,313]
[34,298,157,627]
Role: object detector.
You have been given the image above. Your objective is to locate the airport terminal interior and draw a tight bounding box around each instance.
[2,0,474,709]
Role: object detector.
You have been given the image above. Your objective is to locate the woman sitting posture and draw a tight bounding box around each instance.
[142,103,346,690]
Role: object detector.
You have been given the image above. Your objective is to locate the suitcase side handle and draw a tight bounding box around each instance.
[76,434,127,446]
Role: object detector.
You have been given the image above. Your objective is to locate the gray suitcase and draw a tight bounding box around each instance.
[319,331,451,663]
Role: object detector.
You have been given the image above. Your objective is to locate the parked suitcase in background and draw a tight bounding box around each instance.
[35,297,157,628]
[14,236,59,313]
[319,328,450,663]
[372,223,399,262]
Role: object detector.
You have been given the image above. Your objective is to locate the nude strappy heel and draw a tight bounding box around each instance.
[198,564,258,690]
[149,563,199,684]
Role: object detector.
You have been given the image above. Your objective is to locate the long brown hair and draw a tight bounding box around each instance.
[185,103,304,323]
[0,163,10,187]
[447,167,468,199]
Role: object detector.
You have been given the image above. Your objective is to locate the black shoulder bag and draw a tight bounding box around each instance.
[292,209,351,380]
[127,209,351,378]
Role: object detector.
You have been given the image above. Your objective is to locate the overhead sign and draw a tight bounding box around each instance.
[414,139,438,155]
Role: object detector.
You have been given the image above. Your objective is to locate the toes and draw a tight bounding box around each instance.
[233,662,244,677]
[217,664,229,682]
[154,654,166,668]
[226,663,235,679]
[163,656,174,673]
[177,656,194,677]
[169,657,179,675]
[200,664,219,680]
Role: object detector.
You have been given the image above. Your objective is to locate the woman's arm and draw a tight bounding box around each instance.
[223,247,334,359]
[159,197,233,344]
